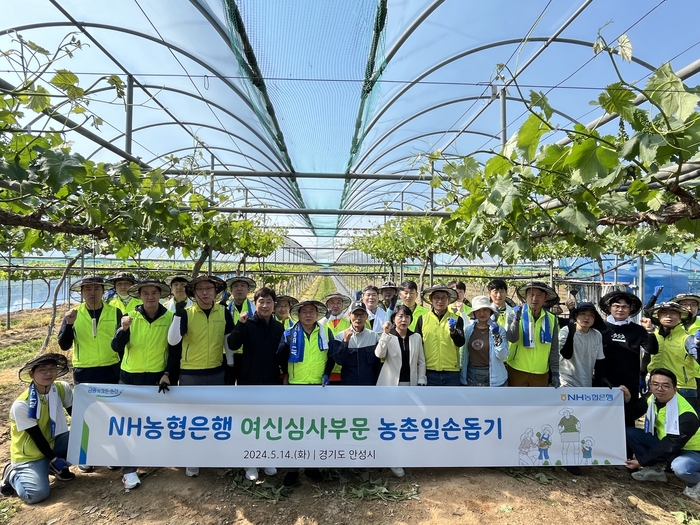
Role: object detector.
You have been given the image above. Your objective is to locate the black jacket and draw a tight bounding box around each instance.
[227,313,285,385]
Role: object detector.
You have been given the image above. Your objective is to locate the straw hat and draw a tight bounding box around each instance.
[598,291,642,317]
[226,275,256,289]
[108,272,138,285]
[290,300,328,318]
[276,295,299,307]
[516,281,559,303]
[671,294,700,307]
[69,276,113,293]
[164,275,191,286]
[185,275,227,298]
[128,280,170,299]
[19,353,70,383]
[650,301,692,324]
[421,285,458,305]
[322,292,351,310]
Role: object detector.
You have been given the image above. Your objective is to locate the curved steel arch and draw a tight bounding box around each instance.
[143,147,302,209]
[1,19,290,169]
[143,146,274,175]
[90,120,279,173]
[342,184,432,214]
[144,148,298,208]
[77,84,287,171]
[356,94,579,174]
[352,36,658,171]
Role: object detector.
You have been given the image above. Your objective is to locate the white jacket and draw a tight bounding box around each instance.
[375,331,427,386]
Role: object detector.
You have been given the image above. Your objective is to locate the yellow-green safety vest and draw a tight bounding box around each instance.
[650,394,700,451]
[122,309,173,373]
[181,303,226,371]
[72,302,120,368]
[506,310,556,375]
[288,325,332,385]
[421,310,461,372]
[11,382,69,463]
[649,324,696,390]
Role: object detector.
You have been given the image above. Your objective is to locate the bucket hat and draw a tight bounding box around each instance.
[322,292,352,310]
[651,301,692,324]
[69,276,113,293]
[226,275,256,289]
[469,295,499,318]
[290,300,328,318]
[516,281,559,304]
[185,275,226,299]
[19,353,70,383]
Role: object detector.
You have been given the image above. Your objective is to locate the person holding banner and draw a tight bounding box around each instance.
[164,275,233,478]
[599,291,651,427]
[320,292,352,384]
[415,285,465,386]
[112,279,175,489]
[225,276,257,385]
[1,354,74,504]
[278,300,336,487]
[505,281,560,387]
[623,368,700,499]
[460,296,508,387]
[227,286,285,481]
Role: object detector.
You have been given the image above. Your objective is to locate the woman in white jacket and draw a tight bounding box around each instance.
[376,305,427,387]
[375,305,426,479]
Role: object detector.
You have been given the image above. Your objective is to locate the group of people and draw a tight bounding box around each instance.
[5,271,700,503]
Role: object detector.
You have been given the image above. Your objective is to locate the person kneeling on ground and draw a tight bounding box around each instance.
[623,368,700,499]
[1,354,74,504]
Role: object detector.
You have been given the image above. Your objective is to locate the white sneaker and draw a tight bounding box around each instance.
[390,467,405,478]
[185,467,199,478]
[263,467,277,476]
[631,467,667,482]
[684,483,700,499]
[78,465,95,473]
[245,468,259,481]
[122,472,141,489]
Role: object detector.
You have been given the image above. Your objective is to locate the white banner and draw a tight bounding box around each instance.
[67,384,626,468]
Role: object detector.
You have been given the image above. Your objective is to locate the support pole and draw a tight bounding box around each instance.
[500,86,507,150]
[125,75,134,155]
[6,252,11,329]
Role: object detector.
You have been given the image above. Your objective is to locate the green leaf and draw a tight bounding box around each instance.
[627,180,649,202]
[529,90,553,120]
[598,193,631,215]
[617,34,632,62]
[676,218,700,236]
[27,40,50,55]
[488,173,519,217]
[597,82,636,122]
[189,192,208,210]
[50,69,79,90]
[517,113,552,162]
[27,84,50,112]
[484,154,511,178]
[564,139,619,184]
[636,230,666,250]
[555,204,597,237]
[645,62,700,121]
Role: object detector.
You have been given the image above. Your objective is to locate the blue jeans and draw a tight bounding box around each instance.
[10,432,69,504]
[627,427,700,486]
[426,370,461,386]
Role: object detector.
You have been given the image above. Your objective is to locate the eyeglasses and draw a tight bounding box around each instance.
[34,366,60,375]
[610,304,631,310]
[650,382,673,391]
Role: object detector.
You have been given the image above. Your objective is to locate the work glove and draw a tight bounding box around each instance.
[418,379,427,386]
[513,305,522,320]
[447,318,457,329]
[321,374,330,387]
[550,372,560,388]
[158,381,170,394]
[653,285,664,297]
[52,458,71,470]
[488,320,500,337]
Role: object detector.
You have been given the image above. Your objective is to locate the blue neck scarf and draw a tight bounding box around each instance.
[287,322,328,363]
[27,383,57,438]
[522,305,552,347]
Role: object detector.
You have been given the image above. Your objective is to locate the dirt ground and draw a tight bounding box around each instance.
[0,310,696,525]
